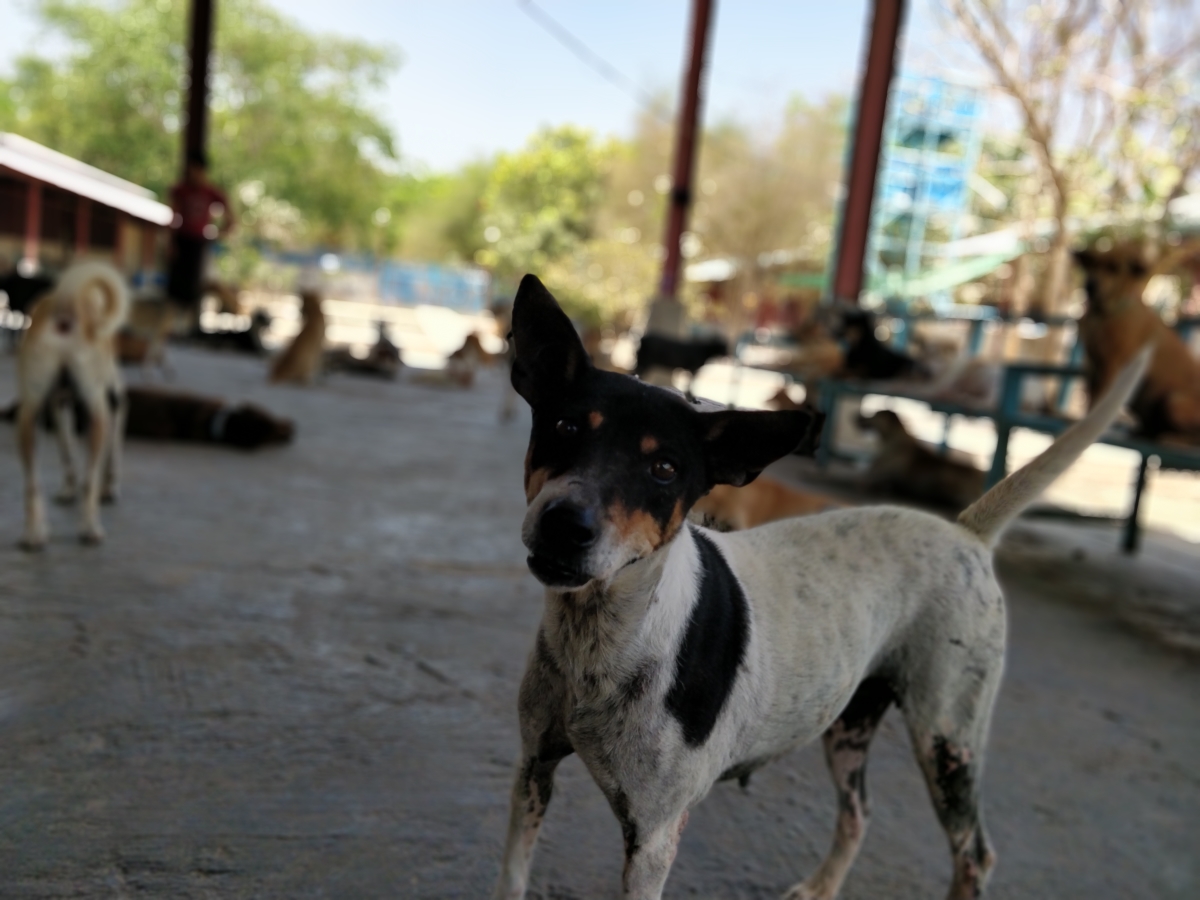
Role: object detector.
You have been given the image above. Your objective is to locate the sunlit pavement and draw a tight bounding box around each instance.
[0,346,1195,898]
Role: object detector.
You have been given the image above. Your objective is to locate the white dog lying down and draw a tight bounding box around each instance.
[493,274,1151,900]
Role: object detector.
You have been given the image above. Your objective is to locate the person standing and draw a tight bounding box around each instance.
[167,152,234,315]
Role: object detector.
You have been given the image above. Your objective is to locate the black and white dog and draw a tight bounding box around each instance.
[493,275,1150,900]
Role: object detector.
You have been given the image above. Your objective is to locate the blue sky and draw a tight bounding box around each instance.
[0,0,954,171]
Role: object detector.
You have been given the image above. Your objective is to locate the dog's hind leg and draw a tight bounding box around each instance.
[16,366,57,550]
[619,806,690,900]
[102,387,125,503]
[70,365,112,545]
[52,399,80,504]
[903,605,1005,899]
[785,677,894,900]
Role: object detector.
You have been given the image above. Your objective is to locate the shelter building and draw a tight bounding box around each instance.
[0,132,173,283]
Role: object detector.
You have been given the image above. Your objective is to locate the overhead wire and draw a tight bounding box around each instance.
[515,0,670,121]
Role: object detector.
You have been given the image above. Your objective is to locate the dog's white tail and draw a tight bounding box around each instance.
[957,344,1153,546]
[50,261,131,339]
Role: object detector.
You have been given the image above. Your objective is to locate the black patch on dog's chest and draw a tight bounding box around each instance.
[665,531,749,747]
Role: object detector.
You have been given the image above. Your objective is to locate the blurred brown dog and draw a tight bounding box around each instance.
[859,409,984,510]
[1075,240,1200,437]
[269,291,325,385]
[692,475,843,531]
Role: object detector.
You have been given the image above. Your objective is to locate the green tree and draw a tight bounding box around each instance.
[1,0,401,249]
[476,126,612,279]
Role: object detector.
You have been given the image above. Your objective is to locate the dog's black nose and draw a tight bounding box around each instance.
[537,500,597,556]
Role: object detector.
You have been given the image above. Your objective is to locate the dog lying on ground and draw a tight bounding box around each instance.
[189,309,271,356]
[0,268,55,317]
[412,332,496,388]
[269,291,325,385]
[493,274,1151,900]
[123,387,293,448]
[829,305,924,381]
[692,475,843,531]
[4,387,294,450]
[325,320,402,379]
[858,409,985,510]
[1074,241,1200,437]
[1,269,56,347]
[635,332,728,396]
[14,262,129,549]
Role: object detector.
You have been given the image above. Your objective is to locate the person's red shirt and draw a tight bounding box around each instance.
[170,182,229,240]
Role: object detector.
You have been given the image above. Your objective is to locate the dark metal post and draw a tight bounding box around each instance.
[183,0,215,172]
[830,0,907,304]
[658,0,715,301]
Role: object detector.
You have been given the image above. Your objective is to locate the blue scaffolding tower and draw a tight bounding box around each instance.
[866,74,986,310]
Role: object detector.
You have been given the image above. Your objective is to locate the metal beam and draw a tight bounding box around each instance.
[658,0,715,301]
[830,0,907,304]
[183,0,215,172]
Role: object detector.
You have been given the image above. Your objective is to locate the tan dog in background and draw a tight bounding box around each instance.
[859,409,985,510]
[269,291,326,385]
[693,475,843,531]
[16,261,129,549]
[121,294,190,377]
[1074,241,1200,437]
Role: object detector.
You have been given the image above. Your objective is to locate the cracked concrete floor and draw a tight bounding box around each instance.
[0,346,1196,899]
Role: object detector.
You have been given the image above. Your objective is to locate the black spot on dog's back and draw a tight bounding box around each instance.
[666,531,748,746]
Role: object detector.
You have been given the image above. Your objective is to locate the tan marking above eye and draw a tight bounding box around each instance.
[640,436,659,454]
[589,411,604,429]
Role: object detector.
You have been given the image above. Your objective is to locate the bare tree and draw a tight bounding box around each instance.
[938,0,1200,312]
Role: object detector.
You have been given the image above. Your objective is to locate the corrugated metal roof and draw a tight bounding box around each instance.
[0,132,173,227]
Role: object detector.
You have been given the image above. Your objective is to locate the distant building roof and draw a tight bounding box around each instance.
[0,132,173,227]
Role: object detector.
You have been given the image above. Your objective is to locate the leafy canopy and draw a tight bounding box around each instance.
[1,0,401,249]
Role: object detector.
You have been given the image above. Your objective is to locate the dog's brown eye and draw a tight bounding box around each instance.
[650,459,677,483]
[556,419,579,437]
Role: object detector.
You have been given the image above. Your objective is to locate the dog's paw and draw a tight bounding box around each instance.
[19,534,48,552]
[79,525,106,546]
[101,488,120,505]
[782,881,833,900]
[54,488,78,506]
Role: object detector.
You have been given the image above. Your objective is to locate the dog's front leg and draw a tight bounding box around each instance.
[493,753,564,900]
[495,636,572,900]
[621,809,689,900]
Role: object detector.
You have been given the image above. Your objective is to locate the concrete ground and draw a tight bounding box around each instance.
[0,346,1197,899]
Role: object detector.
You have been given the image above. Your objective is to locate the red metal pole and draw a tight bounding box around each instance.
[658,0,715,301]
[22,180,42,272]
[830,0,907,303]
[183,0,215,173]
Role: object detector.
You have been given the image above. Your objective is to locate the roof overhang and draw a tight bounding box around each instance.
[0,132,173,227]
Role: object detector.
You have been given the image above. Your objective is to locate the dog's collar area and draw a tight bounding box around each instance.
[210,406,231,441]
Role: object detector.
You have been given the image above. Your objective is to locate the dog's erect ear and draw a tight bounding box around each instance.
[699,407,825,487]
[510,274,590,405]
